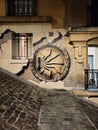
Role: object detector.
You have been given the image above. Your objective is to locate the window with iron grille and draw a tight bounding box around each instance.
[12,33,32,59]
[7,0,36,16]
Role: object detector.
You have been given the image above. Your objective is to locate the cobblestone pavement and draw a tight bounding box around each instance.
[0,68,97,130]
[0,68,43,130]
[38,90,96,130]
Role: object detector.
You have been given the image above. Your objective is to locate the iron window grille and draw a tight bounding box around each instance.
[12,33,32,59]
[85,69,98,89]
[7,0,36,16]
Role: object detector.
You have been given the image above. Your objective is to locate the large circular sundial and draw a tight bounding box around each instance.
[31,45,70,81]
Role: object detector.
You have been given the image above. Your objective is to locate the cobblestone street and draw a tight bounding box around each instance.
[0,68,43,130]
[0,68,97,130]
[38,90,96,130]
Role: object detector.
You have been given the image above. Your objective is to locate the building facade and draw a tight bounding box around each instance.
[0,0,98,89]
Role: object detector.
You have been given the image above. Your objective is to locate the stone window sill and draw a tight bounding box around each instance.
[10,59,28,64]
[0,16,52,23]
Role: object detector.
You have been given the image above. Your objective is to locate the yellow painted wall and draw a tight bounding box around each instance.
[38,0,65,17]
[38,0,65,28]
[0,0,6,16]
[38,0,88,27]
[0,0,89,28]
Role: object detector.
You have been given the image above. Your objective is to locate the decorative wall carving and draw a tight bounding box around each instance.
[31,45,70,81]
[30,31,71,81]
[71,42,86,63]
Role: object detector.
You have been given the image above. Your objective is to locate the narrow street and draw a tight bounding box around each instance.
[0,68,97,130]
[38,90,96,130]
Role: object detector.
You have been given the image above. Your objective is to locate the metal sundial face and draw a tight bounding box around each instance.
[31,45,70,81]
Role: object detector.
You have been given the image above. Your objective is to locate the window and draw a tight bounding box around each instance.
[7,0,36,16]
[12,33,32,59]
[88,55,94,69]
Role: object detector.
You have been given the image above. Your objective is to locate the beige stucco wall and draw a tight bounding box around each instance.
[0,23,67,74]
[1,24,98,89]
[0,23,51,73]
[0,38,28,73]
[0,23,84,89]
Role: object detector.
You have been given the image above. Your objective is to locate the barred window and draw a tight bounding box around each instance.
[12,33,32,59]
[7,0,36,16]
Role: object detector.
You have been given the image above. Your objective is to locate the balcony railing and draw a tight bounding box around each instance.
[85,69,98,89]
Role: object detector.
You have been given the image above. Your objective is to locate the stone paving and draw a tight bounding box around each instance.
[0,68,97,130]
[0,68,43,130]
[38,90,96,130]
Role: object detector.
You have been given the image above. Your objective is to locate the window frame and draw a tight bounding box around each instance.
[88,55,94,69]
[12,33,32,60]
[7,0,37,16]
